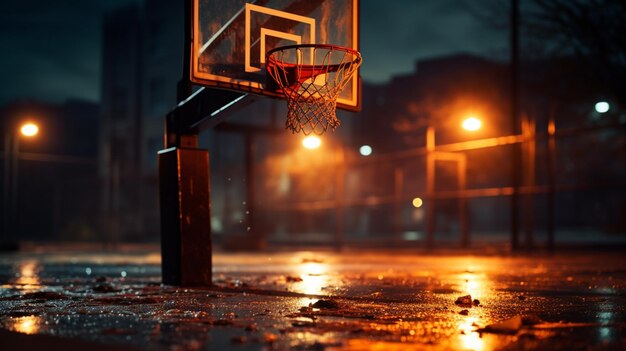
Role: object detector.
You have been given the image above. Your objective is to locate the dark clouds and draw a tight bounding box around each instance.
[360,0,507,82]
[0,0,507,104]
[0,0,135,104]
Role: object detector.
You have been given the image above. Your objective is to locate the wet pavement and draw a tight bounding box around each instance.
[0,248,625,350]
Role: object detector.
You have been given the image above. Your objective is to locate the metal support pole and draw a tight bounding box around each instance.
[159,146,212,286]
[510,0,521,251]
[2,134,13,247]
[523,116,536,250]
[547,116,556,252]
[393,168,404,240]
[10,137,18,240]
[458,155,469,247]
[425,126,436,249]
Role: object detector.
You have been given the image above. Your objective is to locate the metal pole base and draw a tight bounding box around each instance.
[159,147,212,286]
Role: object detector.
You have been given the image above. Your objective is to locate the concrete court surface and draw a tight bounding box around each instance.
[0,247,625,350]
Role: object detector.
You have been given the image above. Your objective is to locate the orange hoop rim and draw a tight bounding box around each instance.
[265,43,362,72]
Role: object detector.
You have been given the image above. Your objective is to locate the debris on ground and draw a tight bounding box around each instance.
[285,276,303,282]
[481,315,523,334]
[459,309,469,315]
[478,314,545,335]
[473,299,480,306]
[311,299,340,310]
[454,295,473,307]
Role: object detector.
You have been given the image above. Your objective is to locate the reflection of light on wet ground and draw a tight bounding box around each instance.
[458,270,490,300]
[15,260,41,291]
[597,304,615,342]
[458,317,484,351]
[10,315,41,334]
[298,262,328,296]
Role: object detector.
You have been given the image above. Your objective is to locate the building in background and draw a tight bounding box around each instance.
[99,1,182,241]
[0,100,99,243]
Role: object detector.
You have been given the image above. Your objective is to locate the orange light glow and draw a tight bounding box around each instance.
[20,122,39,137]
[302,136,321,149]
[15,261,41,291]
[462,117,482,131]
[412,197,423,208]
[11,315,41,334]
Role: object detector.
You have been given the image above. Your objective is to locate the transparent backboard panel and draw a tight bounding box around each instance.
[192,0,360,110]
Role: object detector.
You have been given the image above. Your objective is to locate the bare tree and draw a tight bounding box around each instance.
[524,0,626,106]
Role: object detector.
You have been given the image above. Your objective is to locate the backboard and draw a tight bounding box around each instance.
[191,0,360,111]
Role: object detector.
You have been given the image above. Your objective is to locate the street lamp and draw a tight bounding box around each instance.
[302,136,321,150]
[594,101,609,114]
[359,145,372,156]
[2,120,40,249]
[462,116,482,131]
[20,123,39,137]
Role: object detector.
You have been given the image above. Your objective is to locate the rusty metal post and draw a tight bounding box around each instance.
[159,144,212,286]
[510,0,521,251]
[523,116,536,250]
[425,126,436,249]
[547,115,556,252]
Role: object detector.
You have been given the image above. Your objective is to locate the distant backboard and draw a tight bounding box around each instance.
[191,0,360,111]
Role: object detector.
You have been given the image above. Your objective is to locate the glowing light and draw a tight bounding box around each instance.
[302,136,321,149]
[462,117,482,131]
[20,123,39,137]
[458,317,484,351]
[12,315,41,334]
[15,261,41,291]
[294,261,329,295]
[412,197,423,208]
[359,145,372,156]
[595,101,609,113]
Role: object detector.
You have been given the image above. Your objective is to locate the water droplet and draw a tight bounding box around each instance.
[245,211,250,214]
[247,227,251,231]
[227,177,232,181]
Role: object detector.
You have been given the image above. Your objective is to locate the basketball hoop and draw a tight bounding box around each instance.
[266,44,362,135]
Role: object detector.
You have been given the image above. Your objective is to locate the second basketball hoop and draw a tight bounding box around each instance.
[266,44,362,135]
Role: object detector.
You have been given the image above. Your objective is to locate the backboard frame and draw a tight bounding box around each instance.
[190,0,361,111]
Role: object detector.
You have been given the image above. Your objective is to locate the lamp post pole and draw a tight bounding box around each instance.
[2,132,21,248]
[2,133,15,247]
[2,122,39,249]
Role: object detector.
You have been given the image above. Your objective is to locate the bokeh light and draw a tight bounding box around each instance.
[412,197,423,208]
[595,101,609,113]
[359,145,372,156]
[462,117,482,131]
[302,136,321,149]
[20,122,39,137]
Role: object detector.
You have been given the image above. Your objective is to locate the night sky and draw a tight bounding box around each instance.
[0,0,507,105]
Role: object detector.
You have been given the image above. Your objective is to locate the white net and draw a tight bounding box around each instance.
[266,44,362,135]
